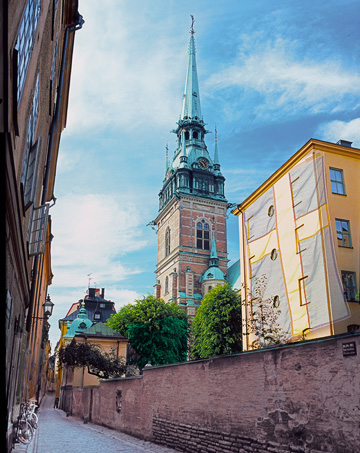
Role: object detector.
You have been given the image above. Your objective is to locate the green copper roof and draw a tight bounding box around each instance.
[77,322,127,339]
[200,266,225,282]
[63,303,93,338]
[181,32,201,122]
[226,259,241,289]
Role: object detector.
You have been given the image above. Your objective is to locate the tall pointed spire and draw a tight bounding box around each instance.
[214,125,221,172]
[181,16,201,121]
[209,231,219,267]
[165,142,169,173]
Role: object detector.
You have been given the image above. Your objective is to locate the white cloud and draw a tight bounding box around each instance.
[65,1,185,133]
[103,287,142,309]
[50,193,148,288]
[205,38,360,122]
[316,118,360,148]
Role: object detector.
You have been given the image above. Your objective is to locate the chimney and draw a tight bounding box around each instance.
[88,288,96,298]
[336,139,352,148]
[101,288,105,298]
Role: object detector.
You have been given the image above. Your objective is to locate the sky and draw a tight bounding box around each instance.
[47,0,360,349]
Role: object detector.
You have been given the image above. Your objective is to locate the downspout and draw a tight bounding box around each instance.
[42,12,84,204]
[25,12,84,399]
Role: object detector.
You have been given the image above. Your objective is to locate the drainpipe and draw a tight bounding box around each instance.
[42,12,84,205]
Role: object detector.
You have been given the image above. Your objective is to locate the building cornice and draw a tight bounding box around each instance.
[232,138,360,215]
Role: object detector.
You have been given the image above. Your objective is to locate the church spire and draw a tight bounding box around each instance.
[181,16,201,121]
[165,142,169,173]
[209,231,219,267]
[214,125,221,173]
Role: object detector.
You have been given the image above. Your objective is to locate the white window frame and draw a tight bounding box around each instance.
[15,0,41,105]
[28,204,49,256]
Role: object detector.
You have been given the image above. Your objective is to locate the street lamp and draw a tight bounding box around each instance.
[32,295,54,320]
[43,295,54,319]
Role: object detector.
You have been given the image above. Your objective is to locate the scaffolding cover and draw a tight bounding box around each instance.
[245,153,349,338]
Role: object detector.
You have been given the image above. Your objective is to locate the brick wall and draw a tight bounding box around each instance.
[61,333,360,453]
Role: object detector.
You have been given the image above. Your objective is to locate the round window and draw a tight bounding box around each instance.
[268,205,275,217]
[270,249,278,261]
[273,295,280,308]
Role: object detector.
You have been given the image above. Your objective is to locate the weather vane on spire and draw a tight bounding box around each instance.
[215,124,217,141]
[190,15,195,34]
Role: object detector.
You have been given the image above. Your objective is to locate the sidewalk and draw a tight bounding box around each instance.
[13,392,176,452]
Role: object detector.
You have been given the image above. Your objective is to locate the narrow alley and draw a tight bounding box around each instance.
[13,393,177,453]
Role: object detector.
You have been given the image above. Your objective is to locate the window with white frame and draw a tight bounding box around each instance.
[28,204,49,256]
[329,168,346,195]
[335,219,352,248]
[15,0,41,104]
[21,73,40,209]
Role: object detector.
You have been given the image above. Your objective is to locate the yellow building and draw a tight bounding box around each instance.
[233,139,360,350]
[59,303,128,398]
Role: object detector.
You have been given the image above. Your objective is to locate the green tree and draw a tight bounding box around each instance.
[191,283,242,359]
[57,342,127,379]
[107,295,189,367]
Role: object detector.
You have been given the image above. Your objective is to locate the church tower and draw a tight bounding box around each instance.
[154,20,228,316]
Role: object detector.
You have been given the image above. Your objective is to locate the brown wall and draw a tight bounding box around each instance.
[62,333,359,453]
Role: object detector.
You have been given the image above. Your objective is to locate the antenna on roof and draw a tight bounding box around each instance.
[87,273,92,288]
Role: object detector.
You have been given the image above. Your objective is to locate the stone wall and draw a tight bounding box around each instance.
[61,333,360,452]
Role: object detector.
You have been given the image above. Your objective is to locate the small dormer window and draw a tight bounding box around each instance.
[94,312,101,320]
[99,303,105,308]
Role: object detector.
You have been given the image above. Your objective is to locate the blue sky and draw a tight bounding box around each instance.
[48,0,360,349]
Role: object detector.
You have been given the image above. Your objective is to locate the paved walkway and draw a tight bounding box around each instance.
[13,392,176,453]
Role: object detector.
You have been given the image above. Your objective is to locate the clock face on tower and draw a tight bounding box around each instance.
[198,158,208,169]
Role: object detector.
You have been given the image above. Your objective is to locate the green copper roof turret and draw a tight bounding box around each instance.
[181,27,201,122]
[209,231,219,267]
[200,232,225,282]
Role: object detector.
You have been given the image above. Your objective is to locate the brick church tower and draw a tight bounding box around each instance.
[153,20,229,316]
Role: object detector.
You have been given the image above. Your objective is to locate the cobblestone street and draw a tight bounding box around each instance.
[13,393,176,453]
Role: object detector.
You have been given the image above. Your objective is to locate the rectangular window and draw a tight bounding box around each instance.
[21,74,40,210]
[15,0,42,104]
[342,271,357,302]
[335,219,352,248]
[23,137,41,209]
[329,168,345,195]
[28,204,49,256]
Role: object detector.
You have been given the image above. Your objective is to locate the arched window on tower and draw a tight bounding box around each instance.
[196,221,210,250]
[165,228,171,257]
